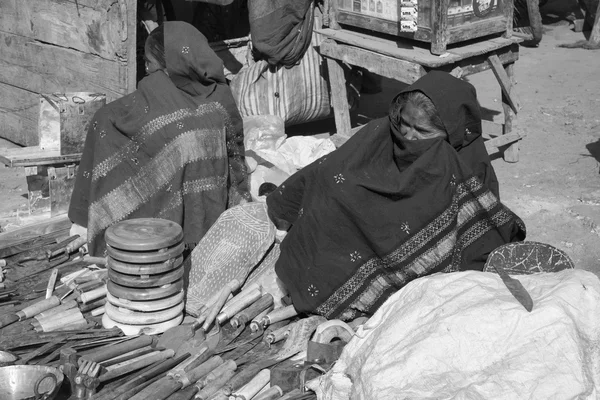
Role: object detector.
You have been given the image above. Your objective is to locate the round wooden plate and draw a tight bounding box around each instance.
[108,255,184,276]
[107,241,185,264]
[105,300,184,325]
[105,218,183,251]
[107,279,184,301]
[102,312,183,336]
[106,290,184,312]
[108,265,184,288]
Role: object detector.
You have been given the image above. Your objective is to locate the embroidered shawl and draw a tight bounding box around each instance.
[69,22,250,256]
[266,72,526,320]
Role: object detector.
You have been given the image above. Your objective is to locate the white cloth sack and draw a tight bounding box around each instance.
[308,269,600,400]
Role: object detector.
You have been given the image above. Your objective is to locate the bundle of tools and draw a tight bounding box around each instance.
[0,218,368,400]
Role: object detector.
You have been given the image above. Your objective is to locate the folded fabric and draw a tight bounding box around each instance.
[186,202,276,316]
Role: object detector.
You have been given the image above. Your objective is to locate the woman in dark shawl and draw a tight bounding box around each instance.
[69,21,250,256]
[266,71,525,321]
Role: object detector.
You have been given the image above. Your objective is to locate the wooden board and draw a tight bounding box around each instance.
[0,82,39,147]
[0,0,127,61]
[0,0,136,147]
[0,147,81,168]
[320,40,427,84]
[0,31,127,101]
[317,28,521,68]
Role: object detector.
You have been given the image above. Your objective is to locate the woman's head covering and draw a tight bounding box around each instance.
[390,71,499,197]
[145,21,227,99]
[390,71,483,151]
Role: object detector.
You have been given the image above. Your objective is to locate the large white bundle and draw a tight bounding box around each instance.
[308,269,600,400]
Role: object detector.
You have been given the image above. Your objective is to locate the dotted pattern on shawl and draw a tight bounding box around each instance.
[186,202,276,316]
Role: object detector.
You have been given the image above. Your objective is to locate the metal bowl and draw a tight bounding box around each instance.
[0,365,64,400]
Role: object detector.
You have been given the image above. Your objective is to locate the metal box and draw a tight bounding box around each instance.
[25,164,78,219]
[332,0,513,54]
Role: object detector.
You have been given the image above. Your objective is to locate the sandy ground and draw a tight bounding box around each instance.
[1,0,599,277]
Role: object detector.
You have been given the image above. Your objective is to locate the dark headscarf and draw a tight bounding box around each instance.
[69,22,249,255]
[267,71,524,320]
[249,0,315,67]
[390,71,500,197]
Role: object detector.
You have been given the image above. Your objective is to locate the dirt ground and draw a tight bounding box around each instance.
[1,0,599,277]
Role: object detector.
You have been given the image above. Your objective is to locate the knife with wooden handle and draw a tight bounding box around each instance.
[494,266,534,312]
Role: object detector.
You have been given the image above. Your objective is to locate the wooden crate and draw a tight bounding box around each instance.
[0,0,137,147]
[329,0,514,54]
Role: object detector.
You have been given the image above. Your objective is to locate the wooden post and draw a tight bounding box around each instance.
[503,0,515,38]
[502,63,519,163]
[431,0,450,55]
[326,55,352,137]
[589,0,600,47]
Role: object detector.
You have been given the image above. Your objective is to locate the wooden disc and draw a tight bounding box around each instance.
[107,241,185,264]
[105,218,183,251]
[108,255,184,276]
[102,312,183,336]
[108,265,184,288]
[105,300,184,325]
[106,290,184,312]
[107,279,183,301]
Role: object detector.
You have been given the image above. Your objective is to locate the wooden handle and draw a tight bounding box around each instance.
[232,369,270,400]
[93,353,190,400]
[198,359,236,388]
[36,307,83,327]
[168,347,215,382]
[66,235,88,253]
[230,293,274,329]
[216,288,262,326]
[45,268,59,299]
[35,299,77,319]
[79,285,107,304]
[16,296,60,319]
[222,283,260,311]
[83,255,108,266]
[249,307,273,332]
[99,349,175,382]
[260,305,298,327]
[202,279,240,332]
[39,310,85,332]
[178,355,223,388]
[83,335,155,363]
[265,323,292,345]
[195,368,236,400]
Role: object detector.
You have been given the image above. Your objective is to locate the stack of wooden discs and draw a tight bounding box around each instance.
[102,218,186,335]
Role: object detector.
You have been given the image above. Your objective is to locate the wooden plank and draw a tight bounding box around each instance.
[482,120,503,137]
[487,54,520,114]
[0,214,71,250]
[501,63,519,162]
[326,57,353,137]
[0,31,127,102]
[124,0,137,95]
[0,147,81,168]
[430,44,519,77]
[431,0,450,55]
[503,0,515,38]
[320,41,427,84]
[316,28,520,68]
[0,0,128,61]
[484,132,525,149]
[447,17,506,44]
[0,82,39,147]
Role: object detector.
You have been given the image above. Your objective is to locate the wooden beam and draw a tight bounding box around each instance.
[0,82,39,147]
[0,0,127,61]
[501,63,519,162]
[487,54,520,114]
[0,147,81,168]
[0,31,127,102]
[320,41,427,84]
[325,56,353,137]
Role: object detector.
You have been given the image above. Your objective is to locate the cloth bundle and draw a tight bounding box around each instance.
[308,269,600,399]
